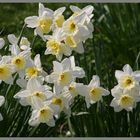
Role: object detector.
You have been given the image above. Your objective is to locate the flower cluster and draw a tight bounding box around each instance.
[1,3,139,129]
[25,3,94,60]
[111,64,140,112]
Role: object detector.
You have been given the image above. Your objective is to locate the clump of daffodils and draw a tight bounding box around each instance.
[110,64,140,112]
[0,3,95,127]
[25,3,94,61]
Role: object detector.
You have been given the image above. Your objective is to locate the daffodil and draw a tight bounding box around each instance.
[44,28,71,61]
[110,86,140,112]
[25,54,47,79]
[0,56,15,84]
[14,77,53,109]
[25,3,54,40]
[46,56,85,94]
[80,75,110,108]
[10,45,32,78]
[115,64,140,91]
[28,100,56,127]
[70,5,94,39]
[0,96,5,121]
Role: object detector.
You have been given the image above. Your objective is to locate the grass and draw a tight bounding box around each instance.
[0,3,140,137]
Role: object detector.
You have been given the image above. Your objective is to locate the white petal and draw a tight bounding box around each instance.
[54,7,66,16]
[34,54,41,69]
[123,64,133,74]
[53,61,63,72]
[14,90,30,98]
[0,38,5,49]
[35,27,45,41]
[16,79,27,88]
[62,57,71,70]
[28,110,40,126]
[89,75,100,87]
[7,34,18,45]
[133,71,140,82]
[0,96,5,107]
[46,118,55,127]
[72,66,85,78]
[25,16,38,28]
[27,77,42,92]
[115,70,125,80]
[83,5,94,15]
[38,3,45,17]
[70,5,81,13]
[74,42,84,54]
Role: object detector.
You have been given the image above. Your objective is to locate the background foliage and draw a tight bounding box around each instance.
[0,3,140,137]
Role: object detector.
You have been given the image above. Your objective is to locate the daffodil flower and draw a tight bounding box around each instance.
[14,77,53,109]
[80,75,110,108]
[0,56,15,84]
[10,45,32,78]
[44,28,71,61]
[24,3,54,40]
[115,64,140,91]
[110,86,140,112]
[70,5,94,39]
[25,54,47,79]
[28,100,56,127]
[46,56,85,94]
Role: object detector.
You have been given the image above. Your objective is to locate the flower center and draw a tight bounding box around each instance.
[65,36,76,48]
[0,64,11,80]
[90,87,102,102]
[38,18,53,34]
[12,56,26,70]
[26,67,39,78]
[47,39,61,55]
[121,75,135,89]
[55,15,65,27]
[120,95,134,108]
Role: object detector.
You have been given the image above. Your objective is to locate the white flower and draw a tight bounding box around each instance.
[28,100,55,127]
[10,45,32,78]
[44,28,71,61]
[8,34,31,51]
[0,96,5,121]
[62,82,84,99]
[70,5,94,39]
[110,86,140,112]
[25,54,47,79]
[0,56,15,84]
[46,56,85,94]
[0,38,5,49]
[45,90,72,117]
[70,5,94,22]
[14,77,53,109]
[24,3,54,40]
[115,64,140,91]
[80,75,110,108]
